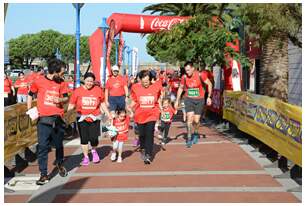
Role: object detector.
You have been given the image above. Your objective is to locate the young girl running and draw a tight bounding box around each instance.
[110,109,130,163]
[159,97,177,147]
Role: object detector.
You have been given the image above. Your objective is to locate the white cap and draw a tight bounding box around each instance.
[111,65,119,71]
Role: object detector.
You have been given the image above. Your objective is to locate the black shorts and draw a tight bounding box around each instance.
[77,120,101,146]
[184,97,205,115]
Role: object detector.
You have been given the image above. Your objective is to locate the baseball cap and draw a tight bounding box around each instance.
[111,65,119,71]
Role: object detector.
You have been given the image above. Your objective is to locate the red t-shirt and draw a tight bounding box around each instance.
[14,78,29,95]
[180,71,208,99]
[131,82,162,124]
[69,86,105,116]
[4,78,13,94]
[105,75,127,96]
[30,77,68,117]
[113,116,130,141]
[26,72,37,85]
[169,77,180,93]
[64,81,74,93]
[160,106,176,123]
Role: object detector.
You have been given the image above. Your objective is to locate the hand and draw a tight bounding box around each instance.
[53,97,61,104]
[129,111,134,118]
[206,97,212,106]
[105,101,109,107]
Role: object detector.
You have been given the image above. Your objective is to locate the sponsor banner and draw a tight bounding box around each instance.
[223,91,302,167]
[4,102,76,162]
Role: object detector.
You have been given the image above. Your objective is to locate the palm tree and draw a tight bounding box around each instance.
[239,3,301,102]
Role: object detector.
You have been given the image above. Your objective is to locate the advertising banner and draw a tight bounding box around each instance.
[223,91,302,167]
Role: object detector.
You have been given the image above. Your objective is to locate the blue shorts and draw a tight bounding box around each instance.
[109,96,126,111]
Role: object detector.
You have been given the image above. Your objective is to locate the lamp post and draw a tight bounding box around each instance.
[122,42,128,75]
[114,35,120,65]
[72,3,84,88]
[126,47,131,77]
[99,17,109,87]
[55,48,62,60]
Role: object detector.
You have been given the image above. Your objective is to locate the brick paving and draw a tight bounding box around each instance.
[4,119,301,203]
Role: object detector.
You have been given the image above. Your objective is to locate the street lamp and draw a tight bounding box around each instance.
[72,3,84,88]
[126,47,132,77]
[114,35,120,65]
[122,42,128,75]
[99,17,109,87]
[55,48,62,60]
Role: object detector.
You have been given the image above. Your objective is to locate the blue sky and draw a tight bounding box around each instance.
[4,3,157,63]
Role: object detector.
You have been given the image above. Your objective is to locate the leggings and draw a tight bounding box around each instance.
[137,121,156,157]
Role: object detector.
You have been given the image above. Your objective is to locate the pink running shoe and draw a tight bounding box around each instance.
[91,149,100,163]
[81,156,90,166]
[132,139,139,147]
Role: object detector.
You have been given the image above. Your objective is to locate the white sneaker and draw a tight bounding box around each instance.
[110,152,117,161]
[117,156,122,163]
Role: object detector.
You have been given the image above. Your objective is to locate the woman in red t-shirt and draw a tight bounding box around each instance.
[129,70,162,164]
[4,72,15,106]
[110,109,130,163]
[14,72,29,103]
[68,72,110,166]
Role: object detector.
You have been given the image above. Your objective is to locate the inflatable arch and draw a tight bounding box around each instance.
[89,13,242,90]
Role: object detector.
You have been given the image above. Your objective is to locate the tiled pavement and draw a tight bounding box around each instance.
[4,120,301,203]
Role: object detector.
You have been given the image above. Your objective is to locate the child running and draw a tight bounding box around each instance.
[159,97,177,147]
[110,109,130,163]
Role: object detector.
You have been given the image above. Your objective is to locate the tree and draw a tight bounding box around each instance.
[8,30,92,70]
[238,3,302,101]
[143,3,249,69]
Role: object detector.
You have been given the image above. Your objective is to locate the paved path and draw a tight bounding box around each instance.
[4,118,301,203]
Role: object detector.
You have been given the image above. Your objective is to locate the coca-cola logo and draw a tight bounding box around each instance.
[150,17,185,30]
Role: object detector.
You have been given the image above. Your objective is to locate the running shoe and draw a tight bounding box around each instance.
[144,154,151,164]
[56,163,68,177]
[91,149,100,163]
[81,156,90,166]
[192,134,199,144]
[186,139,192,148]
[117,156,122,163]
[36,175,49,185]
[110,152,117,161]
[132,139,139,147]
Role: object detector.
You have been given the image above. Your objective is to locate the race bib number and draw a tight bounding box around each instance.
[187,88,200,97]
[161,112,171,122]
[81,97,98,110]
[44,90,59,106]
[139,96,155,108]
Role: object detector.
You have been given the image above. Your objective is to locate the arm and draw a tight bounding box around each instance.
[174,85,184,110]
[53,94,69,104]
[104,89,109,107]
[27,94,33,110]
[204,78,213,106]
[67,103,75,112]
[11,86,15,96]
[100,102,111,119]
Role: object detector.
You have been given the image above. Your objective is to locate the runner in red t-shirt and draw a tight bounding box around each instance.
[129,70,162,164]
[68,72,110,166]
[174,61,213,148]
[27,59,69,185]
[105,65,129,118]
[4,72,15,106]
[110,109,130,163]
[158,97,177,148]
[14,72,29,103]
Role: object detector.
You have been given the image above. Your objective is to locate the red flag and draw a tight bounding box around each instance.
[89,28,103,83]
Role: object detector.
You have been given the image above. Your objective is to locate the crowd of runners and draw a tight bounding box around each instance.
[6,58,214,185]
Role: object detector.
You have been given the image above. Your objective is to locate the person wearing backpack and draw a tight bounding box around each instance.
[174,61,213,148]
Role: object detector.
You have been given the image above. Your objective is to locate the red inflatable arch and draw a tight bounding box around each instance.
[88,13,242,91]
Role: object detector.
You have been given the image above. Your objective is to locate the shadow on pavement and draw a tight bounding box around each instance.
[28,177,90,203]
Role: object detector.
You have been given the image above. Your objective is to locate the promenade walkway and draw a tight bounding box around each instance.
[4,115,301,203]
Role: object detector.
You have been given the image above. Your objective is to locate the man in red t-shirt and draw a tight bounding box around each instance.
[4,72,15,106]
[105,65,129,118]
[14,71,29,103]
[174,61,213,148]
[27,59,69,185]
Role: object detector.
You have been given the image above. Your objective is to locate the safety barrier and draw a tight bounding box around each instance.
[4,102,76,162]
[223,91,302,167]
